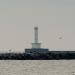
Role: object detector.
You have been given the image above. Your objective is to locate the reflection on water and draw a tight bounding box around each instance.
[0,60,75,75]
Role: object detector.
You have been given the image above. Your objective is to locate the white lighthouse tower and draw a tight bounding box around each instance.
[32,26,41,49]
[25,26,49,54]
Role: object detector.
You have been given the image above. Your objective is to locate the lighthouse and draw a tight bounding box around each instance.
[32,26,41,49]
[25,26,49,54]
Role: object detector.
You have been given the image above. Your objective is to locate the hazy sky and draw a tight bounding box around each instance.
[0,0,75,52]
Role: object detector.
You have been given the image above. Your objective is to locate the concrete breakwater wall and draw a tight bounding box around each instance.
[0,51,75,60]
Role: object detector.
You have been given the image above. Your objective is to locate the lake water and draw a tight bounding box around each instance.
[0,60,75,75]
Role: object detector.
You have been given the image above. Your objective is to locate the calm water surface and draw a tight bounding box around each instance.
[0,60,75,75]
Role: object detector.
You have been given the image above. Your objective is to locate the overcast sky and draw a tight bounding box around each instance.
[0,0,75,52]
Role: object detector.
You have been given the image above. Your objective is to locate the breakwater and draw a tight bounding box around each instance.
[0,51,75,60]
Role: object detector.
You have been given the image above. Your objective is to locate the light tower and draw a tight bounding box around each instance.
[32,26,41,49]
[34,26,38,43]
[25,26,49,54]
